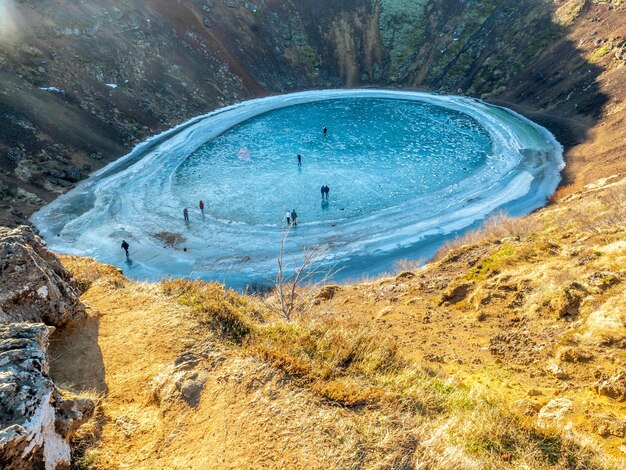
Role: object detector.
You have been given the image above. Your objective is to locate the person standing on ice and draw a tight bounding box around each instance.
[291,209,298,226]
[324,185,330,199]
[183,208,189,223]
[199,200,205,215]
[121,240,129,258]
[284,212,291,226]
[323,126,328,138]
[297,154,302,166]
[320,185,325,198]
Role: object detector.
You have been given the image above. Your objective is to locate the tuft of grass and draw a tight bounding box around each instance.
[252,318,475,416]
[249,318,450,409]
[71,450,96,470]
[251,318,402,380]
[554,0,586,27]
[161,279,253,343]
[590,43,611,63]
[311,378,386,407]
[466,243,517,282]
[60,255,126,293]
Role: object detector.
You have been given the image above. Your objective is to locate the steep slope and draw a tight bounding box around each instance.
[310,173,626,458]
[0,0,624,225]
[47,173,626,468]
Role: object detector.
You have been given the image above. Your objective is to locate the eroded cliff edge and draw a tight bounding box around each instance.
[0,226,93,470]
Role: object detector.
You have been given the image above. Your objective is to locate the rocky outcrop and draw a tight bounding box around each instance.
[0,226,92,468]
[596,371,626,402]
[438,282,472,306]
[537,398,574,429]
[150,351,227,408]
[592,413,626,439]
[0,226,84,327]
[0,323,94,470]
[316,285,339,301]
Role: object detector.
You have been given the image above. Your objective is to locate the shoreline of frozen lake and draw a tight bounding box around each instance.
[31,89,564,287]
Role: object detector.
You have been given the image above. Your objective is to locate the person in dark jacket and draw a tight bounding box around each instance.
[121,240,129,258]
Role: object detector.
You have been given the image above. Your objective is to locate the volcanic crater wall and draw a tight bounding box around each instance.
[0,0,624,226]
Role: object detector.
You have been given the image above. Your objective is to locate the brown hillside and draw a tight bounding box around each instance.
[0,0,624,225]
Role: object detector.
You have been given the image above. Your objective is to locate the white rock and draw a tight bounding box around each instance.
[36,286,48,299]
[0,324,94,469]
[38,87,63,93]
[537,398,574,429]
[546,363,568,380]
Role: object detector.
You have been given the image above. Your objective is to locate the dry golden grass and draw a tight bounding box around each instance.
[246,313,623,468]
[250,317,405,406]
[55,258,624,469]
[161,278,255,343]
[548,183,580,204]
[60,254,126,293]
[113,278,626,466]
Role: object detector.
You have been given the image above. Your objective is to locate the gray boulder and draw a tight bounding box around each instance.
[0,323,94,469]
[62,166,81,183]
[0,225,84,327]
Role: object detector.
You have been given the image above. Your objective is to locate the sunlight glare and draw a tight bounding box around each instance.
[0,0,20,44]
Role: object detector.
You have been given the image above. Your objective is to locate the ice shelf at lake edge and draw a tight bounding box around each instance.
[31,90,564,287]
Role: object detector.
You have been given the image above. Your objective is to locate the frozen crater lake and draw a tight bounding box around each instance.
[32,90,563,287]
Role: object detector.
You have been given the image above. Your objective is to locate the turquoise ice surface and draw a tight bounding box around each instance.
[31,90,564,288]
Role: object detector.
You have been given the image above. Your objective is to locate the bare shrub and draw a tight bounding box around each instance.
[394,258,425,272]
[549,183,579,204]
[274,218,338,321]
[436,212,540,259]
[243,281,274,296]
